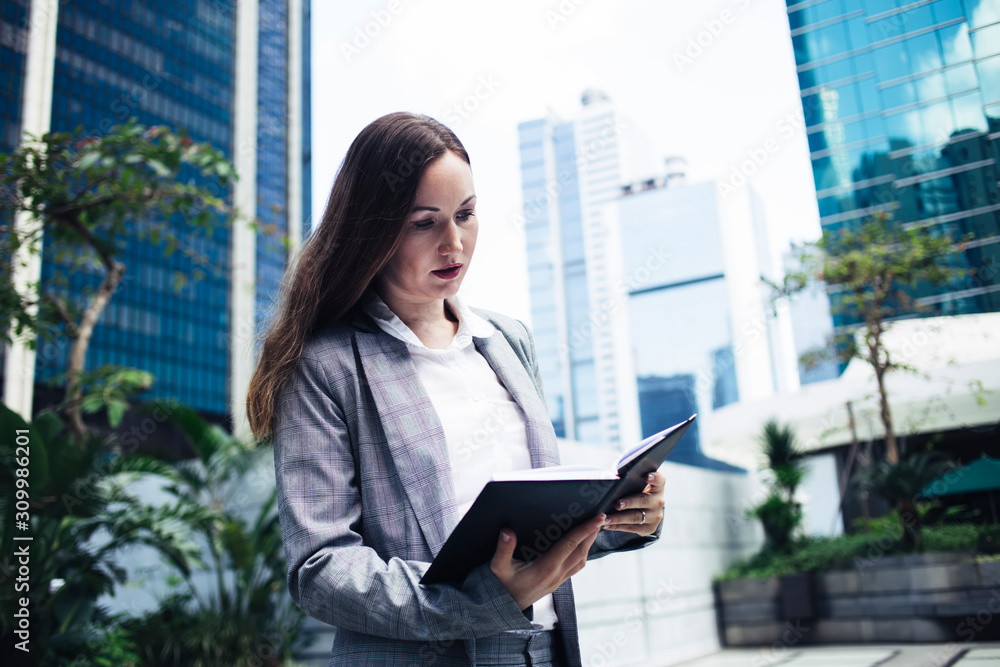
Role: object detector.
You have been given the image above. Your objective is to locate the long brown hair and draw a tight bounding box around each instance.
[246,112,471,441]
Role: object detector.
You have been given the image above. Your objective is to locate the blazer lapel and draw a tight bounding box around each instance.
[474,334,561,469]
[355,331,458,557]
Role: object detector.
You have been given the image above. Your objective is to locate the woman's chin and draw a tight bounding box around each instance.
[430,277,465,297]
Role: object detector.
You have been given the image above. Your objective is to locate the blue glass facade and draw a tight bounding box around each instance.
[301,0,311,240]
[619,181,750,472]
[38,0,236,415]
[0,0,26,150]
[519,118,570,438]
[787,0,1000,319]
[710,347,739,409]
[24,0,309,419]
[255,0,288,326]
[554,120,602,444]
[518,116,606,444]
[0,0,28,376]
[637,375,742,473]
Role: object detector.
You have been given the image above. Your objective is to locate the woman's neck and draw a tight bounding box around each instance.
[377,291,459,349]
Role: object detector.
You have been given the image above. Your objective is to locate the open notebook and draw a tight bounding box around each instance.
[420,415,696,585]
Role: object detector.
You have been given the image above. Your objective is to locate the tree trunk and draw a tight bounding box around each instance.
[875,365,898,464]
[64,259,126,443]
[867,327,898,464]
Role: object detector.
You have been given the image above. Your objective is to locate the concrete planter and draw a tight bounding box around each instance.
[715,552,1000,645]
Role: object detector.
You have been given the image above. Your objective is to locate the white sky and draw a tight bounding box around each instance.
[312,0,822,324]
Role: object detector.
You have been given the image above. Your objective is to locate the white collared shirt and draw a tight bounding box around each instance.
[363,292,558,630]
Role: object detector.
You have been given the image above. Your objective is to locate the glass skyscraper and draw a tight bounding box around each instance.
[787,0,1000,319]
[0,1,27,151]
[1,0,311,423]
[518,92,641,448]
[518,94,774,470]
[617,179,778,470]
[518,115,579,441]
[0,1,30,382]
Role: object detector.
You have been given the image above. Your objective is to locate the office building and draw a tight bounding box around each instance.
[1,0,311,431]
[517,91,656,449]
[518,94,785,467]
[786,0,1000,321]
[612,177,789,464]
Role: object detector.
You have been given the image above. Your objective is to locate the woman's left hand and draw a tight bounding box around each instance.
[602,471,665,536]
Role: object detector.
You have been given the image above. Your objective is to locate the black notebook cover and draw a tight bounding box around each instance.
[420,415,696,586]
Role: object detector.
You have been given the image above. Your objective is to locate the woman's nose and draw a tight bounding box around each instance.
[439,221,463,254]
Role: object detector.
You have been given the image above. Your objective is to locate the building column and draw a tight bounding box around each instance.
[2,0,59,419]
[286,0,303,255]
[230,0,259,441]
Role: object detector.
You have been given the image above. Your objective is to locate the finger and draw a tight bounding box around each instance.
[566,535,596,576]
[568,514,605,549]
[550,514,603,561]
[616,473,667,511]
[645,471,666,494]
[563,519,602,572]
[490,529,517,575]
[605,509,648,527]
[603,523,654,535]
[614,493,653,511]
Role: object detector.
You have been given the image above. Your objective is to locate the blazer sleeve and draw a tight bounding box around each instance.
[274,351,535,641]
[514,319,662,559]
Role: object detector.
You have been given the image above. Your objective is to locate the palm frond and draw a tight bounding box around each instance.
[759,418,801,469]
[855,450,953,504]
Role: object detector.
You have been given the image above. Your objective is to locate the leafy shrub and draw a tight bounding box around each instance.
[120,591,303,667]
[715,522,989,582]
[63,624,141,667]
[115,402,307,667]
[746,419,805,552]
[0,405,201,665]
[854,449,954,551]
[747,491,802,553]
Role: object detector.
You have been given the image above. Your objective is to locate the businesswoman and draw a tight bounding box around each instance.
[247,112,666,667]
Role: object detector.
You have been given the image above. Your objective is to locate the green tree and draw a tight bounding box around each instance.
[748,419,805,552]
[120,402,306,667]
[0,404,209,665]
[0,121,238,441]
[770,212,962,464]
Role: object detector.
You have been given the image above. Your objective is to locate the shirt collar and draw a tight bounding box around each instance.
[362,291,495,351]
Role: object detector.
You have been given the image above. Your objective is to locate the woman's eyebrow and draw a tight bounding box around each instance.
[410,194,477,213]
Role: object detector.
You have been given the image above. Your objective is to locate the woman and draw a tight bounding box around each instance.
[247,112,666,666]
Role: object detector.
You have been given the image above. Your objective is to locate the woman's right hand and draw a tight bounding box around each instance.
[489,513,606,611]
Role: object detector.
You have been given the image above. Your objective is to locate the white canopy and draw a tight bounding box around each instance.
[702,312,1000,468]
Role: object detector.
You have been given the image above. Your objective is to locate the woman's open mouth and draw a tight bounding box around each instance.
[432,264,462,280]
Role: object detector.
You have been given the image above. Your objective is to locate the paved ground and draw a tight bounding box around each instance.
[670,643,1000,667]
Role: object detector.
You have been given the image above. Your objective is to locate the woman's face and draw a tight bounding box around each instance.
[377,150,478,309]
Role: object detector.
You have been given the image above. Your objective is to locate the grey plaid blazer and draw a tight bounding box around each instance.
[273,305,660,666]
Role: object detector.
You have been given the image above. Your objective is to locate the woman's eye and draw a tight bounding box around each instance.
[414,219,434,229]
[457,210,476,221]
